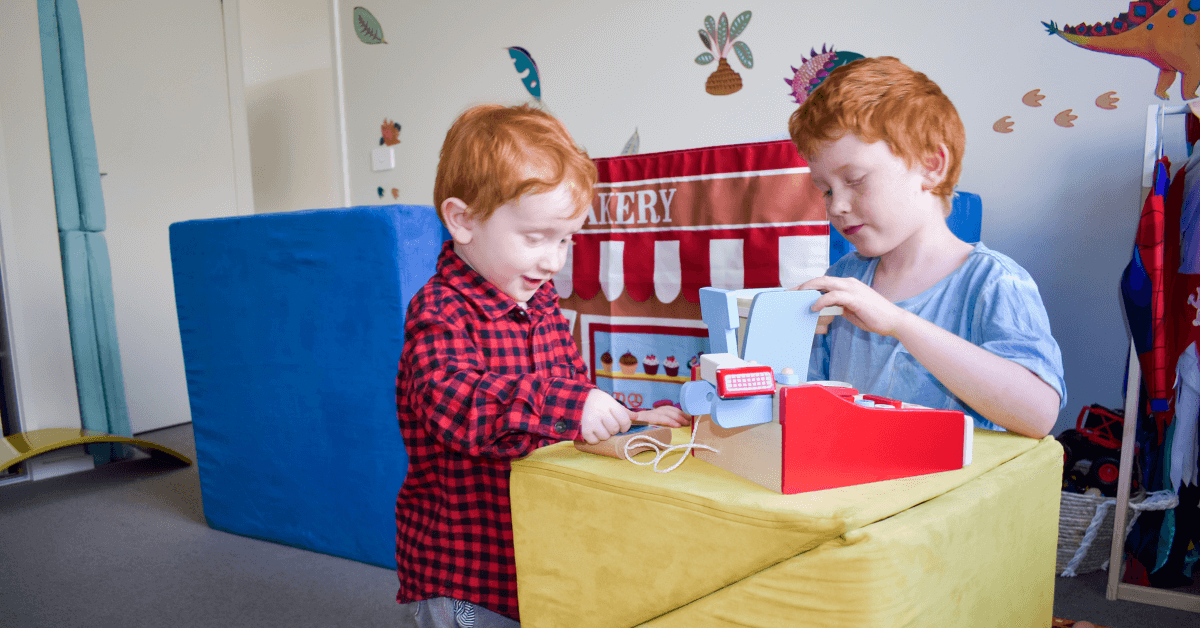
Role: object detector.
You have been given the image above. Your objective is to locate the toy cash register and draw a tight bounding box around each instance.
[679,287,973,494]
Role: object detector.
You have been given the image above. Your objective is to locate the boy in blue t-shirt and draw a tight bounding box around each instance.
[789,56,1066,438]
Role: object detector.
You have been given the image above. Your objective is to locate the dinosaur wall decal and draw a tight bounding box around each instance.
[1043,0,1200,100]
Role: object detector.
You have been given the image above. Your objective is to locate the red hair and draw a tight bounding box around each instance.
[434,104,597,223]
[788,57,965,213]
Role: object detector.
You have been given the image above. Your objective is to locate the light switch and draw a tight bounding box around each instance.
[372,146,395,171]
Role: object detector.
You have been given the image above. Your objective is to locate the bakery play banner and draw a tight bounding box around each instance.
[553,139,828,412]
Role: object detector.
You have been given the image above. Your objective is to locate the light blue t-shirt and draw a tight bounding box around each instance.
[808,243,1067,431]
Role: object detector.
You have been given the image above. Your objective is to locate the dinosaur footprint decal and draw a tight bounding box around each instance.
[994,90,1119,133]
[1054,109,1079,127]
[1096,91,1121,109]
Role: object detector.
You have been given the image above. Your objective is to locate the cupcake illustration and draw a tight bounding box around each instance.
[663,356,680,377]
[686,352,704,371]
[619,351,638,375]
[600,351,613,372]
[643,354,659,375]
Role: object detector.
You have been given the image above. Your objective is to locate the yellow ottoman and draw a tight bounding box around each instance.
[510,429,1062,627]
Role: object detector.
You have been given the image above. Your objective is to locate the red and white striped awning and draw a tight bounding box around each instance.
[556,139,830,304]
[555,221,829,303]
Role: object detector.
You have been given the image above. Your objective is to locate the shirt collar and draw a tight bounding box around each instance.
[436,240,557,321]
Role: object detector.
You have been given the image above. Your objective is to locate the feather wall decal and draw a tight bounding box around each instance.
[353,7,386,44]
[621,129,640,156]
[507,46,542,100]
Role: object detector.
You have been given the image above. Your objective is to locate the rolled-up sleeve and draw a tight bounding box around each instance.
[974,273,1068,411]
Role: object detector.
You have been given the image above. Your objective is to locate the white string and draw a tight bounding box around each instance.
[1101,489,1180,571]
[622,426,719,473]
[1062,499,1116,577]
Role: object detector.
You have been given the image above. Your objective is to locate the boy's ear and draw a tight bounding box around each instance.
[920,144,950,192]
[441,198,474,245]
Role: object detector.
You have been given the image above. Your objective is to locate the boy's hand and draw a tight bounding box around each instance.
[579,389,633,444]
[797,276,911,338]
[634,404,690,428]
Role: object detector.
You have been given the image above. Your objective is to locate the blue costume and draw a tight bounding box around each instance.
[808,243,1067,431]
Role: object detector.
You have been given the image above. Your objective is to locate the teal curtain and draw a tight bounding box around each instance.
[37,0,131,465]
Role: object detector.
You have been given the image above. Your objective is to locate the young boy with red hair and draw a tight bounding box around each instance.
[394,103,686,627]
[791,57,1066,438]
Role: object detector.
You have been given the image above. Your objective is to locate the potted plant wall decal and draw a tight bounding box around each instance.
[696,11,753,95]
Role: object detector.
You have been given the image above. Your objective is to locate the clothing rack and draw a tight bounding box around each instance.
[1105,103,1200,612]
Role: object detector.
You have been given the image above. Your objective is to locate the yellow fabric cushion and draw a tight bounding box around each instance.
[638,434,1061,627]
[510,429,1059,628]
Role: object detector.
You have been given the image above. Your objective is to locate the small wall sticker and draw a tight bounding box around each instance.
[506,46,542,100]
[1054,109,1079,127]
[785,45,864,106]
[696,11,753,95]
[381,119,401,146]
[621,129,640,156]
[353,7,386,45]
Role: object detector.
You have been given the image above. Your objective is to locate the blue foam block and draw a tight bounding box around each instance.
[169,205,446,569]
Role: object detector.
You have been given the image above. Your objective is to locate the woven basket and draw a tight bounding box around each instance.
[1055,489,1180,577]
[1056,491,1117,576]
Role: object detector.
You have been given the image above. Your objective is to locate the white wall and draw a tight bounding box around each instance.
[241,0,341,213]
[79,0,249,433]
[0,0,85,432]
[0,0,251,435]
[337,0,1184,433]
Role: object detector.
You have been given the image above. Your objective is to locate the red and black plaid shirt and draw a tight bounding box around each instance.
[394,242,593,620]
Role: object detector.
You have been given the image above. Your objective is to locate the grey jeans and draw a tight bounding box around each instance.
[397,597,521,628]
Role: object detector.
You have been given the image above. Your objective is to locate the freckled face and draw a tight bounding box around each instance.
[455,183,586,306]
[806,135,934,259]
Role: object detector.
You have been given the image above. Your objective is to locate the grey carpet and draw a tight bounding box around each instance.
[0,425,401,628]
[1,424,1196,627]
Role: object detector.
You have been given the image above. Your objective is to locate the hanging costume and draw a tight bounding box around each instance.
[1122,155,1200,587]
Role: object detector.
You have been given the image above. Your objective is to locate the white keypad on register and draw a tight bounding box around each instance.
[718,367,776,397]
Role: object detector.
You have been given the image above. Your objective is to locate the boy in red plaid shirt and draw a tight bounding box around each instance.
[394,104,688,627]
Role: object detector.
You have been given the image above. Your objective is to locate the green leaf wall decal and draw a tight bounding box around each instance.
[732,41,753,68]
[730,11,751,39]
[695,52,715,65]
[699,29,712,51]
[705,16,717,44]
[353,6,386,44]
[717,13,728,52]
